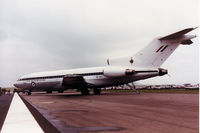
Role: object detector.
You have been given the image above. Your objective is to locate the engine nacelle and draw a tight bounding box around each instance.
[158,68,168,76]
[103,67,135,77]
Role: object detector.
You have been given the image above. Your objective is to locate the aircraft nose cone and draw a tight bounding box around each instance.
[13,83,17,87]
[14,82,19,88]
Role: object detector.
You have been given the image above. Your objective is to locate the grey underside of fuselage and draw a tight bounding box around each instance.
[18,73,158,90]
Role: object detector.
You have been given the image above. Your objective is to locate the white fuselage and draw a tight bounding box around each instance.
[14,66,161,91]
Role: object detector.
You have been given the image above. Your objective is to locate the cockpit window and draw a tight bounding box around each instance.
[17,79,22,81]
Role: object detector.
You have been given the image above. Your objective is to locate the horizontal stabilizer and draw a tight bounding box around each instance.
[181,39,193,45]
[159,27,198,40]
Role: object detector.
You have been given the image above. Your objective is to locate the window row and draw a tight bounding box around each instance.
[18,72,104,81]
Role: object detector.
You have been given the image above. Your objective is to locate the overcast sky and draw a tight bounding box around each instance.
[0,0,199,87]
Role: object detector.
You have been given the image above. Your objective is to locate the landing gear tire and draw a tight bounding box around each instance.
[46,90,52,94]
[58,90,64,93]
[93,88,101,95]
[26,90,32,95]
[81,89,89,95]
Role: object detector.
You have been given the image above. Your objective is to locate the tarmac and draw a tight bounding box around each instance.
[21,92,199,133]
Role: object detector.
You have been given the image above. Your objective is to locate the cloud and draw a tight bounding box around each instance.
[0,0,199,86]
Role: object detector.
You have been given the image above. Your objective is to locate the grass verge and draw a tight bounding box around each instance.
[102,89,199,94]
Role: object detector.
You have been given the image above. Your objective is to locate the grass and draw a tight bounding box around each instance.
[1,87,16,91]
[139,89,199,94]
[102,88,199,94]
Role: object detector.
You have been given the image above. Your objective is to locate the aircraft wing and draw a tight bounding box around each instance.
[62,74,93,88]
[159,27,197,40]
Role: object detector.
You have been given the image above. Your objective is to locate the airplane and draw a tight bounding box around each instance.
[14,27,197,95]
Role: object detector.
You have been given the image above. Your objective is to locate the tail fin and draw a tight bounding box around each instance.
[107,27,197,68]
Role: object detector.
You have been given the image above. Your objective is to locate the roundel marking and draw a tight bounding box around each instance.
[31,82,36,87]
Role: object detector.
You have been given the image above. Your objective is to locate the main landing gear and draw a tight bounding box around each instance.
[58,90,64,93]
[81,89,90,95]
[81,88,101,95]
[46,90,52,94]
[93,88,101,95]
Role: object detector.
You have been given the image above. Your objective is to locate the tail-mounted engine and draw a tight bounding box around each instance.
[103,67,135,77]
[158,68,168,76]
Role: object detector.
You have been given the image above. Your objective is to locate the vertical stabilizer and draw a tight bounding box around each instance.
[107,27,197,68]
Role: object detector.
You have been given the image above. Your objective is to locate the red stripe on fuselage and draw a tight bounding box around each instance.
[156,45,164,52]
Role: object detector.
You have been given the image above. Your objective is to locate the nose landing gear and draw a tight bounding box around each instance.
[26,89,32,95]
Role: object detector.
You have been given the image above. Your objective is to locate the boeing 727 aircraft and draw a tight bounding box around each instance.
[14,27,197,95]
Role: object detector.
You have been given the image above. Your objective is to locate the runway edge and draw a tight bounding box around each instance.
[19,94,61,133]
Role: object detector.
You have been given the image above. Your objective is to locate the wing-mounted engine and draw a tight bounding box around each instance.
[103,67,135,77]
[62,74,87,88]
